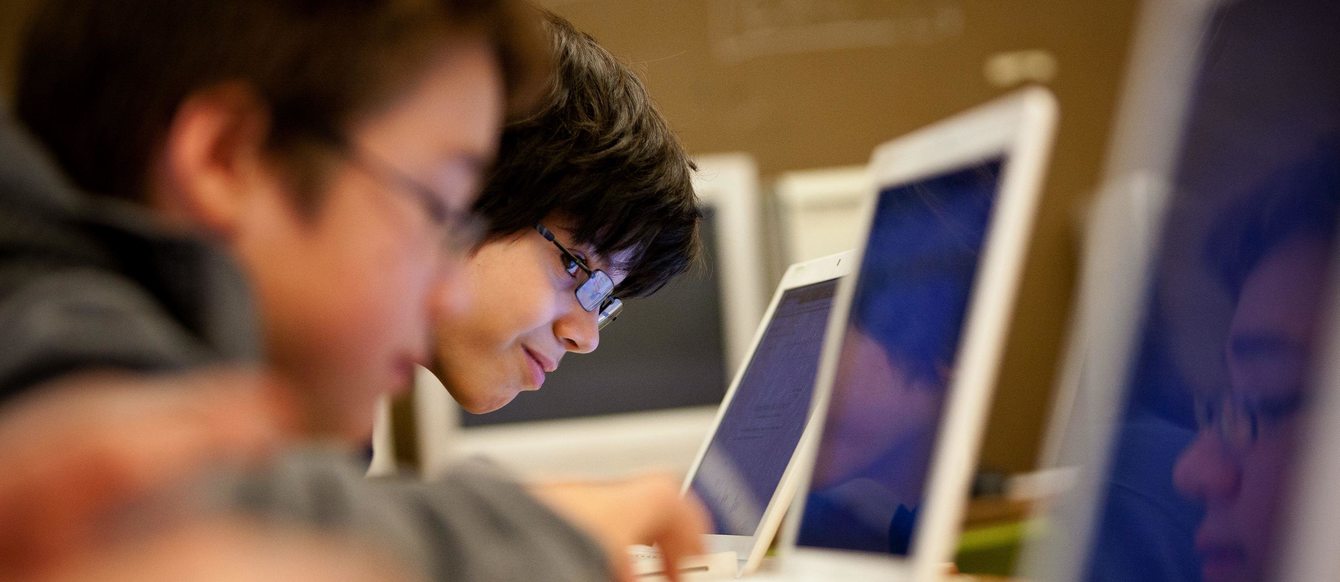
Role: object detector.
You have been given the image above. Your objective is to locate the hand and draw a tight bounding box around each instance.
[530,473,710,582]
[0,368,295,576]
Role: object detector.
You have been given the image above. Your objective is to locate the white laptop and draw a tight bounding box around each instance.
[755,87,1057,580]
[634,251,852,579]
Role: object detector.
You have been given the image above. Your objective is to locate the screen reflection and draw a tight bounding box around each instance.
[798,159,1002,555]
[1083,1,1340,580]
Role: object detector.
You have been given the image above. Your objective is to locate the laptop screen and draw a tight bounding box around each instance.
[690,278,839,536]
[797,157,1004,555]
[1078,1,1340,580]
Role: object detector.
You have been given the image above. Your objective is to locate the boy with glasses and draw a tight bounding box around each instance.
[430,13,702,414]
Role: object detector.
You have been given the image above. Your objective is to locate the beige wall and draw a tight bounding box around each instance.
[543,0,1140,473]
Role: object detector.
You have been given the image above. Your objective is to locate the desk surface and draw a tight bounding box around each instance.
[748,549,910,580]
[654,548,1017,582]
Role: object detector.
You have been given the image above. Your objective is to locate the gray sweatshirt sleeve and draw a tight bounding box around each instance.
[212,449,612,581]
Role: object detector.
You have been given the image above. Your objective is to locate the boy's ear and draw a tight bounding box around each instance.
[154,83,273,237]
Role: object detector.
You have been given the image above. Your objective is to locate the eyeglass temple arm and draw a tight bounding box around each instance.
[535,223,594,271]
[535,222,563,243]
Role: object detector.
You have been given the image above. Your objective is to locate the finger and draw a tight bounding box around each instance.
[651,492,710,582]
[609,548,636,582]
[610,474,706,582]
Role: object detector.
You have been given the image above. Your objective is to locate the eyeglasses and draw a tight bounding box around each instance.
[535,223,623,330]
[325,139,486,256]
[1193,390,1306,454]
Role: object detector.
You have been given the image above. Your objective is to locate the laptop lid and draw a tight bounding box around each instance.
[682,251,851,574]
[1023,0,1340,580]
[774,87,1057,580]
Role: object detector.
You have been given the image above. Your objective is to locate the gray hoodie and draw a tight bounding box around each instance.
[0,109,609,580]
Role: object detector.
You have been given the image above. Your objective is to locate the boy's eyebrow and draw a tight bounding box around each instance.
[574,242,624,276]
[596,249,637,282]
[574,244,607,269]
[553,225,626,275]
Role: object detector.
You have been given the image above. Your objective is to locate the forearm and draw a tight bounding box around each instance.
[211,448,611,581]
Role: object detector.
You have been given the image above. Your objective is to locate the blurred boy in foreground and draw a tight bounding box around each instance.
[0,1,704,579]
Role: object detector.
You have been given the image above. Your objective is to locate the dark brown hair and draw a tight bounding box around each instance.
[1204,138,1340,301]
[16,0,550,211]
[473,12,701,298]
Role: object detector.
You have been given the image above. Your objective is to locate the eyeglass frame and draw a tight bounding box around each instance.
[1192,390,1307,455]
[314,133,487,255]
[534,223,623,330]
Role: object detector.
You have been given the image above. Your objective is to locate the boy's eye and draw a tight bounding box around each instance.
[561,255,581,276]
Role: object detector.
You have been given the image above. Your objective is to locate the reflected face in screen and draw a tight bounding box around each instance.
[797,158,999,555]
[812,325,943,494]
[1173,234,1331,582]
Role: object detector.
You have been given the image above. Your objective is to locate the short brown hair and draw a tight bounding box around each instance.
[16,0,550,210]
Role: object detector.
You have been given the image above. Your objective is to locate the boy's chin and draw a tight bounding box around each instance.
[453,386,519,415]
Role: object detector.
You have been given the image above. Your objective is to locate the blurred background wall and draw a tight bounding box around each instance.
[0,0,40,95]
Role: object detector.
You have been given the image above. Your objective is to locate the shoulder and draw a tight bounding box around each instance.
[0,267,214,397]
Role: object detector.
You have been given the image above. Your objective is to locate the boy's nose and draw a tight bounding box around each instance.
[1172,431,1241,504]
[554,299,600,354]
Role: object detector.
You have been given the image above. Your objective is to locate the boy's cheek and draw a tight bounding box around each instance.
[431,272,473,324]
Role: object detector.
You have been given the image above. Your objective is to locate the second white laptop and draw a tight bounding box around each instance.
[636,251,851,579]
